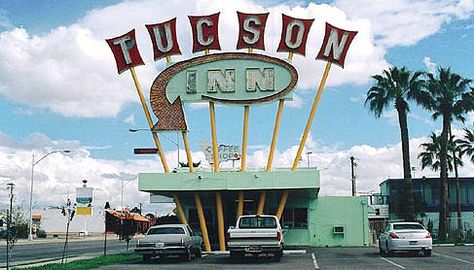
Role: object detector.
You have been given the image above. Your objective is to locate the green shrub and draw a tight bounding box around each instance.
[36,229,47,238]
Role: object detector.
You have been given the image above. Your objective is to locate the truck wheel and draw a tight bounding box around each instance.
[143,254,151,262]
[230,251,244,261]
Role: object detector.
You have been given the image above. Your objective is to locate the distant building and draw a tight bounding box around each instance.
[379,177,474,234]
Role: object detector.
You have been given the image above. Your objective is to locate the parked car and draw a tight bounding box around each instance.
[135,224,203,261]
[227,215,284,261]
[379,222,432,256]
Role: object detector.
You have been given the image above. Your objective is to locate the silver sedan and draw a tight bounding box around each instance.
[379,222,432,256]
[135,224,203,261]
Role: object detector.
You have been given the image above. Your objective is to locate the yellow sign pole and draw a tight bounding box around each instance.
[194,193,211,252]
[276,61,333,220]
[161,56,190,225]
[237,105,249,218]
[204,50,225,251]
[129,67,170,173]
[291,61,332,170]
[259,51,292,215]
[216,192,226,251]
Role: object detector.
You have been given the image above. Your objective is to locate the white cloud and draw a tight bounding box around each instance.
[423,56,437,74]
[123,114,136,125]
[0,0,388,118]
[2,130,474,212]
[334,0,474,47]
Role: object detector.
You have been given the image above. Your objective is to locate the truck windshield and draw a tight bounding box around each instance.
[239,217,277,229]
[147,227,185,235]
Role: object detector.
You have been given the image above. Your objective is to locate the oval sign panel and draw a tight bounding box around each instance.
[151,52,298,106]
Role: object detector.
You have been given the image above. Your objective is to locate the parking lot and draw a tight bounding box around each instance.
[97,245,474,270]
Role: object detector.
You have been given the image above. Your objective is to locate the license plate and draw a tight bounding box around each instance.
[155,242,165,248]
[245,246,262,253]
[409,241,417,245]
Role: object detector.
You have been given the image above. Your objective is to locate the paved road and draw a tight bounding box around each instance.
[98,246,474,270]
[0,237,135,267]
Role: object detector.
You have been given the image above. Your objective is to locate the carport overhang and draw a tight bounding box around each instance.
[138,169,320,197]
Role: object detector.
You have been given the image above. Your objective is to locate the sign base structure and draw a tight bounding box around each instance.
[139,169,369,247]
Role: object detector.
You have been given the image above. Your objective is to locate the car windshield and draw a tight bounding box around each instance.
[147,227,185,235]
[393,224,424,230]
[239,217,277,229]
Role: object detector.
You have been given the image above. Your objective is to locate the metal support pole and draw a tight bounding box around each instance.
[350,156,356,197]
[173,193,188,225]
[28,154,35,241]
[194,194,211,252]
[216,193,226,251]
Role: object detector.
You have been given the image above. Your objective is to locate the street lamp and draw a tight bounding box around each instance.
[29,149,71,241]
[306,151,313,167]
[129,128,180,168]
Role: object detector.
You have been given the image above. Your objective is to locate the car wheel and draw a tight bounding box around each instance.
[424,249,432,257]
[274,249,283,262]
[181,248,192,261]
[195,246,202,258]
[386,242,393,257]
[379,242,386,256]
[143,254,151,262]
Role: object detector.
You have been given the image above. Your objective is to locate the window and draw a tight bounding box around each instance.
[393,224,424,230]
[239,216,277,229]
[147,227,185,235]
[282,208,308,229]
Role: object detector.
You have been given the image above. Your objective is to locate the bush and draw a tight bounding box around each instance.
[36,229,47,238]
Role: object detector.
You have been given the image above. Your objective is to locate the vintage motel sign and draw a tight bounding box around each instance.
[188,13,221,53]
[146,18,182,61]
[316,22,358,68]
[150,52,298,131]
[277,14,314,56]
[199,142,241,164]
[105,29,144,74]
[236,12,269,51]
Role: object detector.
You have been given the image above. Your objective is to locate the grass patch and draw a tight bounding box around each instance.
[15,253,141,270]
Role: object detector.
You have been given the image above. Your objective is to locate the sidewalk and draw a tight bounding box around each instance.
[0,235,108,246]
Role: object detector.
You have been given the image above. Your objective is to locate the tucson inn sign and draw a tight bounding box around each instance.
[106,11,369,251]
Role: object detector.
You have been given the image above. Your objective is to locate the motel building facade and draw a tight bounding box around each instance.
[107,10,367,251]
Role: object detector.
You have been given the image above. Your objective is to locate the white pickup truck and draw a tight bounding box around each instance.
[227,215,284,261]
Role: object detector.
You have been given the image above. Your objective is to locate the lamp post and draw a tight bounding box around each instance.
[129,128,180,168]
[29,150,70,241]
[306,151,313,167]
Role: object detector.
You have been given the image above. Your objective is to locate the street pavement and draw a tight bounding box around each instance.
[98,246,474,270]
[0,236,135,268]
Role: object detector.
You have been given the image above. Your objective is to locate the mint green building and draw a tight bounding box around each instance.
[139,168,369,248]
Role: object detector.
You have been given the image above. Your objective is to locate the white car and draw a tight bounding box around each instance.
[379,222,432,256]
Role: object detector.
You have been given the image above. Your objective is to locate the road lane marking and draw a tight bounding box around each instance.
[380,257,405,269]
[433,252,474,265]
[311,253,320,270]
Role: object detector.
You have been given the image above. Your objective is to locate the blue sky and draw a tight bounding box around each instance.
[0,0,473,211]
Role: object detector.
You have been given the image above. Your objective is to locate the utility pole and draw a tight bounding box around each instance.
[6,182,15,270]
[350,156,357,197]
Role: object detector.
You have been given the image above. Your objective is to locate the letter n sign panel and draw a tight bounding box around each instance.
[316,23,358,68]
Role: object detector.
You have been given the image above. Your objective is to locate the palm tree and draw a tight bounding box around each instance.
[459,127,474,162]
[365,66,424,221]
[418,133,464,234]
[415,67,473,240]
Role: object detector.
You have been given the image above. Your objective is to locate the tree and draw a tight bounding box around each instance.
[418,132,464,237]
[366,66,424,221]
[415,67,473,240]
[459,127,474,162]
